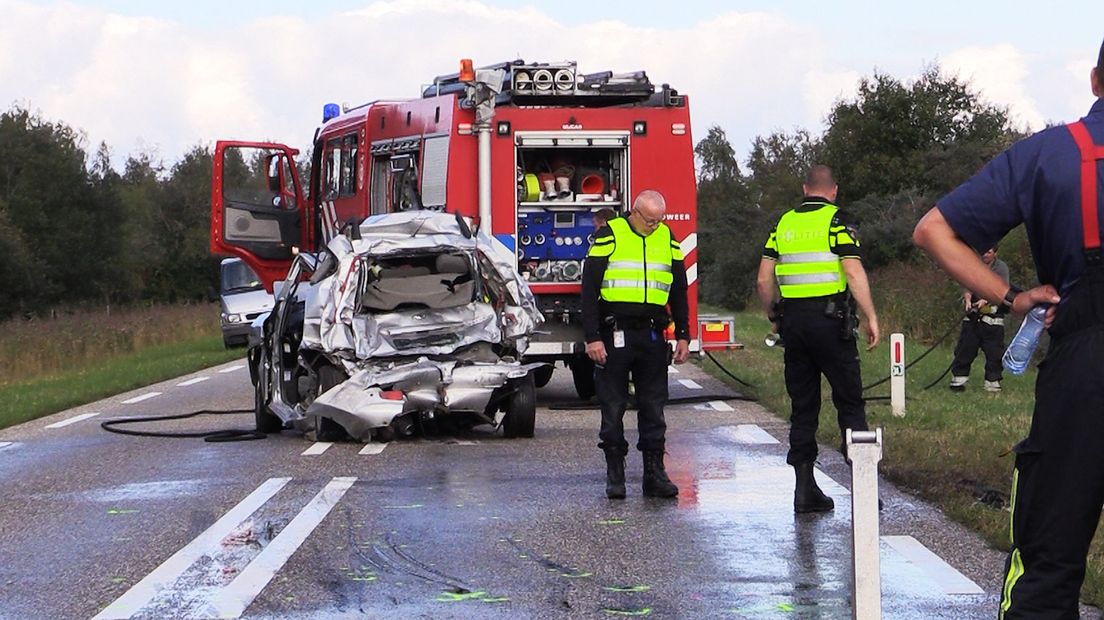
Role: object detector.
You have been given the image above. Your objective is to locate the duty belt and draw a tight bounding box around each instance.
[980,315,1005,326]
[604,315,666,331]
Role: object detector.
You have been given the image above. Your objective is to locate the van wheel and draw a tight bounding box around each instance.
[315,364,349,441]
[569,357,596,400]
[254,358,283,434]
[502,374,536,438]
[533,364,554,388]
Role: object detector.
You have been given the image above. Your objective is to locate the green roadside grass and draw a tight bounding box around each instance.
[0,337,243,431]
[701,310,1104,607]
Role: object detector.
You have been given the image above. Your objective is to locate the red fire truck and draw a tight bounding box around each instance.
[210,59,701,399]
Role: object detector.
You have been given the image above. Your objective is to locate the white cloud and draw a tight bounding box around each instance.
[941,43,1046,131]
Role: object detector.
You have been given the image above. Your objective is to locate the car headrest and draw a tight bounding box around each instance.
[435,254,469,274]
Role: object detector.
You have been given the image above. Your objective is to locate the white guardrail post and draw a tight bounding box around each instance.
[889,333,905,417]
[847,428,883,620]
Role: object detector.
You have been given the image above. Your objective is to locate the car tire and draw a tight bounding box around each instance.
[533,364,554,388]
[254,359,283,434]
[503,374,536,438]
[315,364,349,441]
[569,357,596,400]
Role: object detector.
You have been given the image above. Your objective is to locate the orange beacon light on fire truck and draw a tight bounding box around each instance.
[459,59,475,83]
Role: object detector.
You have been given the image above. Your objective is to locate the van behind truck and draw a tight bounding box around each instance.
[218,257,273,348]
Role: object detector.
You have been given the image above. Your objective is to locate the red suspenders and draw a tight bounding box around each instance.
[1066,121,1104,252]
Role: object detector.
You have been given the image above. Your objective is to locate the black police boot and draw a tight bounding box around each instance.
[642,450,679,498]
[794,461,834,513]
[605,451,626,499]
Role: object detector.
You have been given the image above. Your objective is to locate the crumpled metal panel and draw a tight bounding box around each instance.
[350,303,501,359]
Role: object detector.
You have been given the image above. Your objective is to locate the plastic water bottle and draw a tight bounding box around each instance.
[1002,305,1049,375]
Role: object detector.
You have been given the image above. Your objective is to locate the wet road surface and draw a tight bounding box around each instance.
[0,358,1089,619]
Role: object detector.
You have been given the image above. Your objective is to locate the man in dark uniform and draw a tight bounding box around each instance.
[582,189,691,499]
[949,246,1012,392]
[913,38,1104,619]
[756,165,880,513]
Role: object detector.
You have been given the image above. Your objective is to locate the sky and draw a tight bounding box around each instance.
[2,0,1101,170]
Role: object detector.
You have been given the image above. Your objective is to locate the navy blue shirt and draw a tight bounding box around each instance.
[937,98,1104,296]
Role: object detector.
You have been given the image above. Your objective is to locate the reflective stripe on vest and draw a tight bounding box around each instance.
[597,217,675,306]
[774,204,847,298]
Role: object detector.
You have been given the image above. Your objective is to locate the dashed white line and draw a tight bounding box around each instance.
[301,442,333,456]
[91,477,292,620]
[678,379,703,390]
[205,477,357,618]
[0,441,13,451]
[709,400,735,411]
[359,443,388,455]
[882,535,984,594]
[668,365,680,374]
[218,365,245,374]
[176,376,210,387]
[45,412,100,429]
[720,424,779,445]
[121,392,162,405]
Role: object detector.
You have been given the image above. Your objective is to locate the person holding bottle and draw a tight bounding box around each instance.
[912,37,1104,619]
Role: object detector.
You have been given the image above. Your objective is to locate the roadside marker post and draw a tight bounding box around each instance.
[847,428,883,620]
[889,333,905,417]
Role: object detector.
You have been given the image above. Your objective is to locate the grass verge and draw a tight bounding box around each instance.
[702,310,1104,607]
[0,336,242,430]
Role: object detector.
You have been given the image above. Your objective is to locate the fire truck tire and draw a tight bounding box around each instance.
[570,357,596,400]
[533,364,554,388]
[503,374,536,438]
[254,357,283,434]
[315,364,350,441]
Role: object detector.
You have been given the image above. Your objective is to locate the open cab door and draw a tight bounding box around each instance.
[211,141,309,292]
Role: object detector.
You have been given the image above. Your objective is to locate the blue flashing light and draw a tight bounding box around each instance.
[322,103,341,123]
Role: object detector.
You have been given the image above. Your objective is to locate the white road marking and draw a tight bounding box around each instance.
[91,477,292,620]
[882,535,984,594]
[205,477,357,618]
[176,376,210,387]
[678,379,702,390]
[359,443,388,455]
[45,412,100,429]
[122,392,162,404]
[218,364,245,374]
[719,424,779,445]
[709,400,735,411]
[668,365,679,374]
[0,441,13,451]
[301,442,333,456]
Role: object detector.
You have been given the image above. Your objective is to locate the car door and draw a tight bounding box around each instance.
[210,141,309,291]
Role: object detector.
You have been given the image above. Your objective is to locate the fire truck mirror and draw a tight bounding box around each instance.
[265,154,282,193]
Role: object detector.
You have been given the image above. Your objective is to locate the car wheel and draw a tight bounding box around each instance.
[503,374,536,438]
[315,364,349,441]
[569,357,596,400]
[533,364,554,388]
[254,358,283,434]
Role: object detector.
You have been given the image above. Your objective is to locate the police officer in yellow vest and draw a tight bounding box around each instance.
[756,165,880,513]
[583,190,691,499]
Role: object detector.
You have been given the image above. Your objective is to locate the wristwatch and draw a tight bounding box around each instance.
[999,285,1023,313]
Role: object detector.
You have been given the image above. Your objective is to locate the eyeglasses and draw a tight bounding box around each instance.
[632,209,663,227]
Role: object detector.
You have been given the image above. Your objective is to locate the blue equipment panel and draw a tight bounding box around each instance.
[518,211,597,261]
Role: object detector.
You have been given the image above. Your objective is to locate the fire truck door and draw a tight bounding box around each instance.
[211,141,306,291]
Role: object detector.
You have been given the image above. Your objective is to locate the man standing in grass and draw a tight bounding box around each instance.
[913,37,1104,619]
[948,246,1011,393]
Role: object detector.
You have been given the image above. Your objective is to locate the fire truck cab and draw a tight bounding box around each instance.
[210,59,699,399]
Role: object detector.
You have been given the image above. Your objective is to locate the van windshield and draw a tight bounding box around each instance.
[221,261,264,293]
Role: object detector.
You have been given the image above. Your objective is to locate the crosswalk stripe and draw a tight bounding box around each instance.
[359,443,388,455]
[91,477,292,620]
[45,412,100,429]
[122,392,162,404]
[205,477,357,618]
[882,535,984,594]
[301,442,333,456]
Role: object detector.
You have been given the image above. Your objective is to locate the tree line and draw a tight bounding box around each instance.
[1,63,1034,323]
[695,65,1032,317]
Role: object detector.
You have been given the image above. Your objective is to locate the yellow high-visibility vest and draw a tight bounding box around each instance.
[588,217,683,306]
[771,204,849,299]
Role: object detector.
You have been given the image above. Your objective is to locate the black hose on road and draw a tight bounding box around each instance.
[100,409,267,442]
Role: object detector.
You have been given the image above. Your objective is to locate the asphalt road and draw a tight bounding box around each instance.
[0,357,1094,619]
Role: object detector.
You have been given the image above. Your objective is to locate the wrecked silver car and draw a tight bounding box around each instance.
[248,211,545,441]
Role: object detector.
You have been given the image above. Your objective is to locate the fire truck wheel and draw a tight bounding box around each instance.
[254,366,283,434]
[570,357,596,400]
[503,374,536,438]
[315,364,350,441]
[533,364,554,388]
